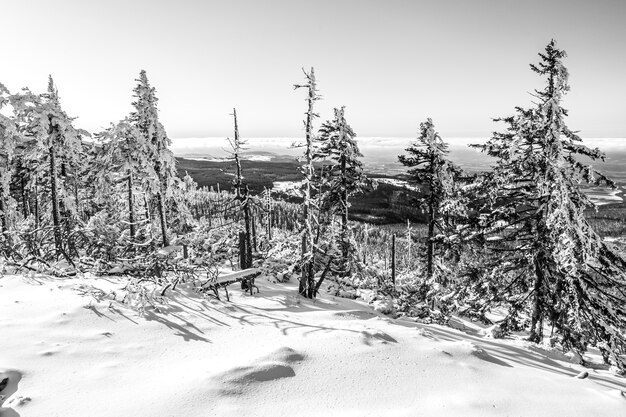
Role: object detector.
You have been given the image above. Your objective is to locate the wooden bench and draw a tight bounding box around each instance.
[202,268,261,301]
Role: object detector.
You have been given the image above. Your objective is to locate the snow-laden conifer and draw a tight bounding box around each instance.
[10,77,88,260]
[466,40,626,371]
[96,118,153,240]
[315,106,370,276]
[0,83,19,234]
[399,118,460,283]
[129,70,178,247]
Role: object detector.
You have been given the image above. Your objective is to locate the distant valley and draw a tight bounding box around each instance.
[175,145,625,227]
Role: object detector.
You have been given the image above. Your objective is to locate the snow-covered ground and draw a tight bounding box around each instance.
[272,178,623,206]
[583,187,624,206]
[1,274,625,416]
[272,180,302,195]
[180,154,274,163]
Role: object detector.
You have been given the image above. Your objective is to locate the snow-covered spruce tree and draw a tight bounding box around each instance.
[467,40,626,371]
[227,108,253,271]
[398,118,460,283]
[96,118,152,240]
[294,67,321,298]
[11,77,87,261]
[0,83,19,236]
[315,106,370,276]
[129,70,178,247]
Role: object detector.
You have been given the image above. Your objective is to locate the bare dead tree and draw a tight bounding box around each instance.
[294,67,320,298]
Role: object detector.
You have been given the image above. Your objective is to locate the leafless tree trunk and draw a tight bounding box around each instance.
[157,190,168,247]
[294,67,319,298]
[231,108,253,271]
[128,172,136,239]
[49,144,63,257]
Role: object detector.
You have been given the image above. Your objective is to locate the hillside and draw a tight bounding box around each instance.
[176,156,425,224]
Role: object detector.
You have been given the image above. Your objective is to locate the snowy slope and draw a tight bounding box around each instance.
[1,274,625,417]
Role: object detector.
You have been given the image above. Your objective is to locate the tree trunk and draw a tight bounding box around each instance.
[157,191,168,247]
[0,185,7,233]
[426,195,435,282]
[73,166,80,219]
[34,182,39,229]
[49,146,63,257]
[314,256,333,297]
[251,209,257,252]
[127,172,136,239]
[391,234,396,287]
[341,154,349,275]
[299,234,307,296]
[231,108,253,271]
[529,254,545,343]
[266,193,272,240]
[243,194,252,269]
[426,160,436,283]
[239,231,246,268]
[297,68,317,298]
[21,175,29,219]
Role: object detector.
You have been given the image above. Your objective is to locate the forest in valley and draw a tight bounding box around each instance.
[1,40,625,375]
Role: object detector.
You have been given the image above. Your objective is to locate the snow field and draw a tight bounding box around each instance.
[1,274,625,417]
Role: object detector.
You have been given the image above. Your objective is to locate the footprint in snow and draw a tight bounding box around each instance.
[416,328,437,340]
[333,310,376,320]
[361,331,398,346]
[438,342,511,367]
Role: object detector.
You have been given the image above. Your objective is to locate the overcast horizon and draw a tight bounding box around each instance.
[2,0,625,139]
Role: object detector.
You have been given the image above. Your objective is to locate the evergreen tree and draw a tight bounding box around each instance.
[398,118,460,283]
[129,70,178,247]
[11,77,87,261]
[96,118,151,240]
[315,106,370,276]
[0,83,19,235]
[467,40,626,371]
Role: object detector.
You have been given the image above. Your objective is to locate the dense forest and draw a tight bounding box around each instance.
[1,41,625,373]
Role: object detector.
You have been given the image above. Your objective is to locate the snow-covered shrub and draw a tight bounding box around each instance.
[259,229,300,281]
[372,297,395,315]
[83,210,123,261]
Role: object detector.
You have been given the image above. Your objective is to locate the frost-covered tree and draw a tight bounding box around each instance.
[315,106,370,275]
[294,67,320,298]
[398,119,460,283]
[129,70,178,247]
[0,83,19,235]
[11,76,87,260]
[96,118,151,240]
[467,40,626,371]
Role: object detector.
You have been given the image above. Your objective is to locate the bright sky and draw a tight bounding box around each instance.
[2,0,625,139]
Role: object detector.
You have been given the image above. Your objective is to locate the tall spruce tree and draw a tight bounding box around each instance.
[129,70,177,247]
[315,106,369,275]
[468,40,626,371]
[11,77,86,260]
[96,118,151,240]
[399,118,460,283]
[0,83,18,235]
